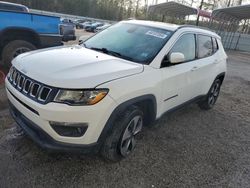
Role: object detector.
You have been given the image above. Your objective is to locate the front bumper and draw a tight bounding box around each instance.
[9,103,99,153]
[5,78,117,146]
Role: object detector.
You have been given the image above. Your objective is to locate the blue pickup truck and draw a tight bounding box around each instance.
[0,1,75,67]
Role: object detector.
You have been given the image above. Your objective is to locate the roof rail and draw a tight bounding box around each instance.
[177,24,213,32]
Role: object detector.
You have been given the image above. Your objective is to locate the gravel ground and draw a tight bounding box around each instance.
[0,39,250,187]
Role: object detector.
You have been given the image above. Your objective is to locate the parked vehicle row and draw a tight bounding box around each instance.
[85,22,104,32]
[61,17,111,32]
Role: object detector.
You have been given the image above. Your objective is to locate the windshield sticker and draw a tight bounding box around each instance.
[145,31,168,39]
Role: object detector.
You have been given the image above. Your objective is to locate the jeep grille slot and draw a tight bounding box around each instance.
[38,87,52,102]
[13,70,18,85]
[9,67,14,82]
[7,67,53,104]
[17,75,25,90]
[30,83,40,97]
[23,79,32,93]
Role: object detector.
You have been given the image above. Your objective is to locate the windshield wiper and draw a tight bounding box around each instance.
[90,47,120,56]
[90,47,134,62]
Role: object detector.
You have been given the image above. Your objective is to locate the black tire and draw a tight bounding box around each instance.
[2,40,36,68]
[198,78,222,110]
[101,106,144,162]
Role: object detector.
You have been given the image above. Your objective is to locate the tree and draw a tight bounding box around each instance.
[135,0,140,18]
[196,0,204,26]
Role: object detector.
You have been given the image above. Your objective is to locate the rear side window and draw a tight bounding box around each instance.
[197,35,213,58]
[212,37,219,53]
[0,3,27,12]
[169,34,196,62]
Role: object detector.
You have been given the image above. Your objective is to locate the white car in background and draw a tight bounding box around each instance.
[94,24,111,32]
[6,20,227,162]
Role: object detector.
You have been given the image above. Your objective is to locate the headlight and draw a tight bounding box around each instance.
[54,89,109,105]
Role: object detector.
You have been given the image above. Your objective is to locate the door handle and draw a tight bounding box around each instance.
[191,66,199,71]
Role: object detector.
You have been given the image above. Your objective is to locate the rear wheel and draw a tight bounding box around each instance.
[2,40,36,68]
[198,79,222,110]
[101,106,143,162]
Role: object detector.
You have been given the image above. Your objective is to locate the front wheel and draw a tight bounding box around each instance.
[198,79,222,110]
[2,40,36,68]
[101,106,143,162]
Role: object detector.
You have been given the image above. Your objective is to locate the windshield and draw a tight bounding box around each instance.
[84,22,172,64]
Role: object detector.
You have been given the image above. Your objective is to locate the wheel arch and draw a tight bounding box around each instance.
[205,72,225,96]
[98,94,157,143]
[216,72,226,83]
[0,27,41,48]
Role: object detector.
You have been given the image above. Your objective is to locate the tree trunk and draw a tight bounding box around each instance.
[196,0,204,26]
[135,0,140,18]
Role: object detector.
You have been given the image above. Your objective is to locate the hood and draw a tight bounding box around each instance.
[13,46,143,88]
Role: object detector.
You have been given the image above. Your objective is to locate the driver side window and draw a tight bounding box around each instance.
[169,33,196,62]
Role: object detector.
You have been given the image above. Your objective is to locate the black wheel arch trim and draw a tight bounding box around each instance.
[97,94,157,143]
[215,72,226,82]
[200,72,225,99]
[0,27,40,45]
[207,72,225,95]
[0,27,62,49]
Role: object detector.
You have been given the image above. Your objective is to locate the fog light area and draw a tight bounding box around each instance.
[50,122,88,137]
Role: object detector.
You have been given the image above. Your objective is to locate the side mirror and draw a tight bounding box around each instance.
[169,52,185,64]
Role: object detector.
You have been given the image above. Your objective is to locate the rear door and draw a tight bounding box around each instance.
[187,35,218,97]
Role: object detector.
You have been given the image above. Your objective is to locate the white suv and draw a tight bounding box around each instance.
[5,20,227,161]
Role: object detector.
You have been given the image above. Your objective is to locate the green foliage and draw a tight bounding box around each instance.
[4,0,148,21]
[5,0,216,25]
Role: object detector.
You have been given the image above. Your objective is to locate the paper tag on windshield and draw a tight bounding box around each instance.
[145,31,168,39]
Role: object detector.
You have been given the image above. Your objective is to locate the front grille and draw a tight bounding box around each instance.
[8,66,54,104]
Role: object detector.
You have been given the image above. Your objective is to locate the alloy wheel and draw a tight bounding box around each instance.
[208,80,221,106]
[119,115,143,157]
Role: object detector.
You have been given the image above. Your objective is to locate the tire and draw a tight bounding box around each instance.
[198,78,222,110]
[101,106,144,162]
[2,40,36,68]
[0,70,5,85]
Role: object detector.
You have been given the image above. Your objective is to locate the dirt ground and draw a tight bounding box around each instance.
[0,34,250,187]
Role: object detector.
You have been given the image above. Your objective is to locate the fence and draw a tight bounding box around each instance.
[220,32,250,52]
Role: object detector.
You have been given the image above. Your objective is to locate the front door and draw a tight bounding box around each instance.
[160,33,197,114]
